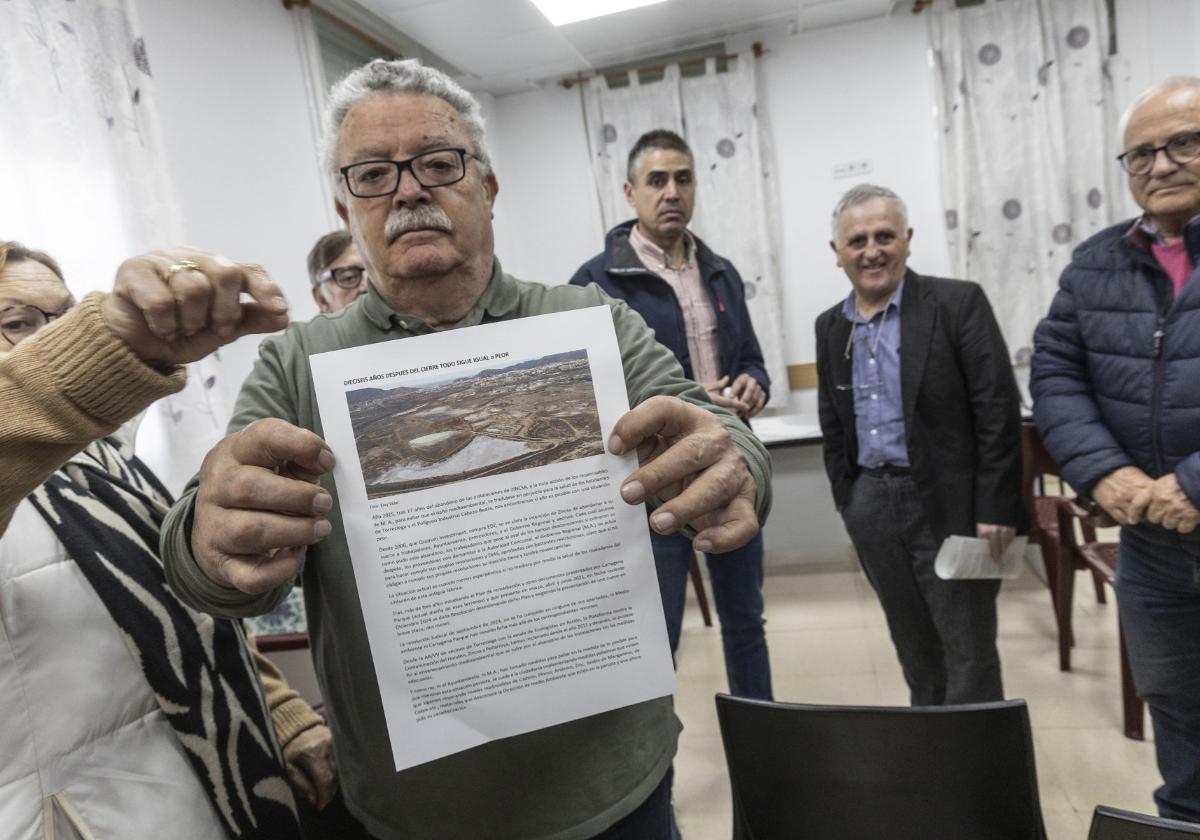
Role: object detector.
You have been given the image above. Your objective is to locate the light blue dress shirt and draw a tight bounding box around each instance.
[840,281,908,468]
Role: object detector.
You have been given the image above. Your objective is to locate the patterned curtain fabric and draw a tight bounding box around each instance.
[0,0,230,494]
[929,0,1122,366]
[583,65,685,235]
[581,57,789,407]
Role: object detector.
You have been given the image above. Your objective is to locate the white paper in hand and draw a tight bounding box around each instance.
[309,306,676,771]
[934,535,1029,580]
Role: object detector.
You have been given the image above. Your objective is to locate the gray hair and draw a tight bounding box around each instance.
[1117,76,1200,147]
[319,59,492,184]
[830,184,909,240]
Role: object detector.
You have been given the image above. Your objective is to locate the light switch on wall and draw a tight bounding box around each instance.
[832,160,873,179]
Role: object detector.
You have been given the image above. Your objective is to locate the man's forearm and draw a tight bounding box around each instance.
[725,411,772,525]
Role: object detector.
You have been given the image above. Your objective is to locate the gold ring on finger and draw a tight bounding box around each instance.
[164,259,202,282]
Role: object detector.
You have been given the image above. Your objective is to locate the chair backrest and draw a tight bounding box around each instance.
[1090,806,1200,839]
[715,694,1047,840]
[1022,421,1061,515]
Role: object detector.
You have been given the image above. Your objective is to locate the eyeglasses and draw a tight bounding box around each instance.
[340,147,473,198]
[0,303,69,346]
[1117,131,1200,175]
[318,265,367,289]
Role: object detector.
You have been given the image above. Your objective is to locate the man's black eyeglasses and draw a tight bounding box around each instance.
[318,266,367,289]
[1117,131,1200,175]
[340,147,473,198]
[0,303,69,345]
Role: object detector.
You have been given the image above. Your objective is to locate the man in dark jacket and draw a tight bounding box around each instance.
[816,184,1024,706]
[570,129,772,701]
[1031,77,1200,822]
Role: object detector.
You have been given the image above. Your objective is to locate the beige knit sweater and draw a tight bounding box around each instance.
[0,291,322,749]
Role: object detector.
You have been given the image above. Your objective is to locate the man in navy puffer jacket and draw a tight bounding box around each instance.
[1031,77,1200,822]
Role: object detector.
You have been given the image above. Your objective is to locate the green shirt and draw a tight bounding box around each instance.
[161,262,771,840]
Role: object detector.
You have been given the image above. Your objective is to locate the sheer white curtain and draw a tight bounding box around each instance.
[580,56,788,405]
[929,0,1121,365]
[582,66,684,235]
[682,57,787,406]
[0,0,229,493]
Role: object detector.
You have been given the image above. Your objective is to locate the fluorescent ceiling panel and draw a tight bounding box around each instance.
[530,0,668,27]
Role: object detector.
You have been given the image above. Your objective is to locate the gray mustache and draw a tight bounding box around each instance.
[386,207,454,242]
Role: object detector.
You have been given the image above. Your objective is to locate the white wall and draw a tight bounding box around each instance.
[489,83,605,284]
[1114,0,1200,103]
[748,14,951,371]
[1105,0,1200,219]
[136,0,336,399]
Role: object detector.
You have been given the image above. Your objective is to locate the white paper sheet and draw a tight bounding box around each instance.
[309,305,676,771]
[934,535,1032,580]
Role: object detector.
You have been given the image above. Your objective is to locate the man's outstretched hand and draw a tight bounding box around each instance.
[191,418,335,594]
[609,396,759,553]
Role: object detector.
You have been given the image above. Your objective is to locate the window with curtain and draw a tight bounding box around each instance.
[313,11,393,90]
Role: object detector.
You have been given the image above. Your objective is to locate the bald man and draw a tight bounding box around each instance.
[1032,77,1200,822]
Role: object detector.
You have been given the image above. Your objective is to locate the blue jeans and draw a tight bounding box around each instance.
[650,529,772,700]
[1118,525,1200,823]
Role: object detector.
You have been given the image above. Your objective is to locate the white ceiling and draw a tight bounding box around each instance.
[351,0,901,95]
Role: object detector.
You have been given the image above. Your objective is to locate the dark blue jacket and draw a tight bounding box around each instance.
[569,221,770,397]
[1031,217,1200,520]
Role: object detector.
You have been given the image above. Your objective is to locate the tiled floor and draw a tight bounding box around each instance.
[671,551,1163,840]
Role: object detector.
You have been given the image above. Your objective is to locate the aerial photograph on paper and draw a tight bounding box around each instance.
[347,350,604,498]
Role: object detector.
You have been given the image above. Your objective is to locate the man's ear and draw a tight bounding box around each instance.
[484,172,499,206]
[623,181,635,207]
[829,240,840,265]
[335,199,349,224]
[311,285,329,314]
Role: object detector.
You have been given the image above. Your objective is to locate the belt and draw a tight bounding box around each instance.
[862,464,912,477]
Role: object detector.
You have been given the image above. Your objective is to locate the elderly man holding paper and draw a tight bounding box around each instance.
[814,184,1025,707]
[161,58,769,840]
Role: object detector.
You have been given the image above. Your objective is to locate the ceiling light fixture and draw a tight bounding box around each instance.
[530,0,668,27]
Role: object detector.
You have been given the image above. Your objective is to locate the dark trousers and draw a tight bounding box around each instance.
[841,471,1003,705]
[589,768,673,839]
[298,791,369,840]
[1118,526,1200,822]
[650,529,773,700]
[366,770,672,840]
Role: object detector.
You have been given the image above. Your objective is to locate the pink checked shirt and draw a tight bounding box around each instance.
[629,224,722,386]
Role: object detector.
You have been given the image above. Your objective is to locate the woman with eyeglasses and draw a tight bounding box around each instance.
[0,244,74,350]
[0,241,340,839]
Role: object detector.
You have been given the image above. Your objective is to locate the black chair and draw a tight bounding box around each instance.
[1090,806,1200,839]
[715,694,1047,840]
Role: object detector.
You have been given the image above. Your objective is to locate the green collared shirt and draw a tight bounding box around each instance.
[162,260,770,840]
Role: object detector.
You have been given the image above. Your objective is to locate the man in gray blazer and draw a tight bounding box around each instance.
[814,184,1025,705]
